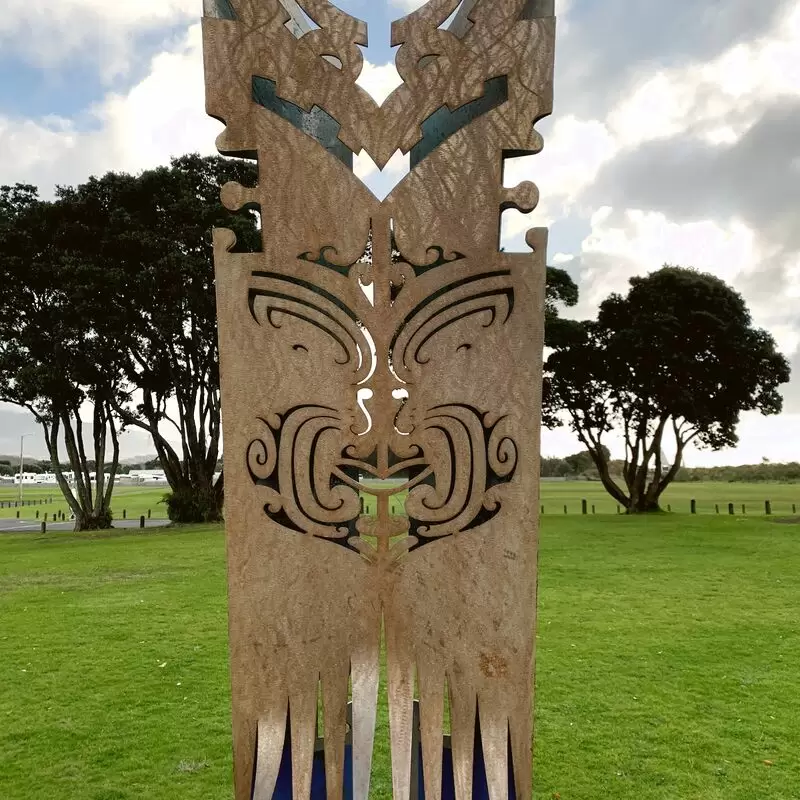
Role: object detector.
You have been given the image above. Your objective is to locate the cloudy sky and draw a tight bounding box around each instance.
[1,0,799,466]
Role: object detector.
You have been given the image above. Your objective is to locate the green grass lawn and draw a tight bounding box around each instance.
[1,515,799,798]
[360,480,800,517]
[0,485,170,522]
[540,480,800,517]
[3,480,800,523]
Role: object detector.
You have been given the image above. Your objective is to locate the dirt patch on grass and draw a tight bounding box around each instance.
[767,516,800,525]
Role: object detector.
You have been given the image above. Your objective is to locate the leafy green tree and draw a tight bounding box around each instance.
[0,186,123,529]
[54,155,260,522]
[545,265,580,348]
[545,266,790,513]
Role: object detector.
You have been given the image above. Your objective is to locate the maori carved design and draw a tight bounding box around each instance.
[204,1,555,798]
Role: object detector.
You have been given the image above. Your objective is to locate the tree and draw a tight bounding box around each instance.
[54,155,260,522]
[0,186,123,530]
[545,265,580,348]
[545,266,790,513]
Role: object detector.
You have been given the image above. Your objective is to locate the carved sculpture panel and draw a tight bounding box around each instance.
[203,1,555,797]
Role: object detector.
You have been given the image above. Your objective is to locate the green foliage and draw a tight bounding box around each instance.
[541,446,611,478]
[163,486,223,524]
[544,265,581,349]
[0,184,122,529]
[24,155,259,515]
[545,266,790,513]
[676,462,800,483]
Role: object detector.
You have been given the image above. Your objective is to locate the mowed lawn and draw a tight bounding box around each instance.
[3,481,800,522]
[0,485,170,523]
[1,516,800,799]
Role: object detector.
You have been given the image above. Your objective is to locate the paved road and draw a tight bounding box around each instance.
[0,518,171,533]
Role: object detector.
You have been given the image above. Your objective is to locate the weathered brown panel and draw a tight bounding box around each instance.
[203,2,555,797]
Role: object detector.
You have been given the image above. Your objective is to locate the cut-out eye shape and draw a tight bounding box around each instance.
[293,344,309,353]
[417,53,441,68]
[457,343,472,353]
[322,55,343,70]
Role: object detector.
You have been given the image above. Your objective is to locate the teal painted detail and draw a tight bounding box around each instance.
[409,75,509,169]
[252,76,353,169]
[203,0,237,20]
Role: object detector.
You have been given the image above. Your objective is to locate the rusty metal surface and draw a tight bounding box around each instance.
[203,2,555,797]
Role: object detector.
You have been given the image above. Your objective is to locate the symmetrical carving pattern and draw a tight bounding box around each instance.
[204,1,555,798]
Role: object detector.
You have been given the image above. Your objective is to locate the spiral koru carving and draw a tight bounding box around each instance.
[245,241,519,558]
[246,403,518,556]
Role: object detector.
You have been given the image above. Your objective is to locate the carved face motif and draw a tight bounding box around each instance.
[244,234,519,560]
[206,2,553,798]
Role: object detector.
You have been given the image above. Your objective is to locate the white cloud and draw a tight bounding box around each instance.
[575,208,759,307]
[608,2,800,150]
[0,24,220,193]
[389,0,428,10]
[502,116,616,238]
[354,149,410,199]
[355,60,403,105]
[0,0,198,77]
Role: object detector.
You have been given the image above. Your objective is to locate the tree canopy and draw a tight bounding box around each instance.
[0,185,124,529]
[544,265,580,349]
[53,154,260,522]
[544,266,791,512]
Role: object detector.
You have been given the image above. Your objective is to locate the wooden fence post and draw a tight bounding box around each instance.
[728,503,734,515]
[765,500,772,516]
[691,499,697,514]
[581,499,587,515]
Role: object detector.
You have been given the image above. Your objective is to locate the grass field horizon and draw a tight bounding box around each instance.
[1,514,799,798]
[3,480,800,525]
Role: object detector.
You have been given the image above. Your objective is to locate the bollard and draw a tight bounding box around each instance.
[794,504,797,514]
[148,509,151,519]
[691,499,697,515]
[715,504,719,514]
[617,504,621,515]
[36,510,39,519]
[41,521,46,534]
[540,505,544,515]
[667,504,671,512]
[123,509,126,520]
[592,505,596,515]
[765,500,772,516]
[44,513,48,522]
[742,504,746,515]
[563,505,567,515]
[728,503,734,515]
[16,511,19,518]
[360,498,365,514]
[581,499,588,515]
[140,515,145,529]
